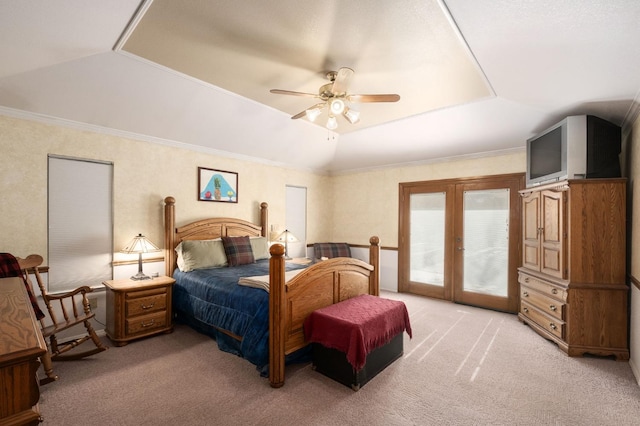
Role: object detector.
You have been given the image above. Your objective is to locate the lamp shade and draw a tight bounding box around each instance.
[276,229,298,259]
[276,230,298,243]
[121,234,160,254]
[329,98,345,115]
[326,115,338,130]
[305,107,323,122]
[121,234,160,280]
[343,107,360,124]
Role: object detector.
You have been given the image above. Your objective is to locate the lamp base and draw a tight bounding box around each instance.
[130,272,151,281]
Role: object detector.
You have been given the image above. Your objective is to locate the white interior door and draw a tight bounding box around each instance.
[285,185,307,258]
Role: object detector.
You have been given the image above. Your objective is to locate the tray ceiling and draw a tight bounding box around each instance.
[1,1,639,173]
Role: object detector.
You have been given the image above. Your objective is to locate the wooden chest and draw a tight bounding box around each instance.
[304,294,411,391]
[312,333,403,391]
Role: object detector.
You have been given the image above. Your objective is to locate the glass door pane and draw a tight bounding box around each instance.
[410,192,446,286]
[462,189,509,297]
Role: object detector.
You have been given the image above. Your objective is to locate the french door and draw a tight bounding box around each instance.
[398,174,524,312]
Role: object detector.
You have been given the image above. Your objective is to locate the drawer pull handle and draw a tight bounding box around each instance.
[141,319,156,328]
[549,305,557,311]
[141,302,155,310]
[523,291,528,297]
[551,288,558,295]
[523,307,529,313]
[524,277,530,283]
[549,323,557,330]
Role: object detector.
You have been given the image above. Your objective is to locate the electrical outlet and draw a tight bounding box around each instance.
[88,297,98,310]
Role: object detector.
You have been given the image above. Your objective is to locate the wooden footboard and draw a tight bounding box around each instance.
[269,236,380,388]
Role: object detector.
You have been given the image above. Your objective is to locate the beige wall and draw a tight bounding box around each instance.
[329,152,526,247]
[626,113,640,382]
[0,114,525,259]
[0,115,330,261]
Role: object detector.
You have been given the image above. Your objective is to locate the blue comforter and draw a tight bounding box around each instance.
[173,260,307,375]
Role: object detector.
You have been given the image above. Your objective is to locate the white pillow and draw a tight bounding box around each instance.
[250,236,269,260]
[175,239,228,272]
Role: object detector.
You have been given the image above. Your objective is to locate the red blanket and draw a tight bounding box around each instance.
[304,294,412,371]
[0,252,45,319]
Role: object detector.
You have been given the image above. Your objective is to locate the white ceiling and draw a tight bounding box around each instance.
[1,0,639,174]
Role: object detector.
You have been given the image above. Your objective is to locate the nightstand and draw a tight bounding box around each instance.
[103,276,176,346]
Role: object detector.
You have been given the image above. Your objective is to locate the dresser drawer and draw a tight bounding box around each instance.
[126,311,167,336]
[126,290,167,317]
[520,286,565,321]
[518,271,566,301]
[521,300,565,339]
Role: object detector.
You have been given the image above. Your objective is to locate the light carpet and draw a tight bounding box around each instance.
[38,291,640,425]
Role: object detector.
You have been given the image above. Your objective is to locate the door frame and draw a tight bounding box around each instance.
[398,173,524,312]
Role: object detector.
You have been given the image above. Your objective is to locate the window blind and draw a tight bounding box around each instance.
[48,156,113,292]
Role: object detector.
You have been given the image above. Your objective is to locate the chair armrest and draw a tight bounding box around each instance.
[45,285,93,301]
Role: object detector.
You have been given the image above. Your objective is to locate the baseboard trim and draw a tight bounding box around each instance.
[630,358,640,387]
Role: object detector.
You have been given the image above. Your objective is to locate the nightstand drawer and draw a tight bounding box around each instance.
[126,311,167,336]
[126,292,167,317]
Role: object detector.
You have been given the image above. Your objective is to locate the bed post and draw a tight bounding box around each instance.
[164,196,176,278]
[269,243,286,388]
[369,236,380,296]
[260,202,268,237]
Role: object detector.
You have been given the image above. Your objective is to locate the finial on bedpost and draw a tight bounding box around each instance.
[260,202,268,238]
[269,242,286,388]
[369,236,380,296]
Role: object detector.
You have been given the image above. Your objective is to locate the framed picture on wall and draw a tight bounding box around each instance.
[198,167,238,203]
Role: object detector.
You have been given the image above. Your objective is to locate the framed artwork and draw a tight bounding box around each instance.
[198,167,238,203]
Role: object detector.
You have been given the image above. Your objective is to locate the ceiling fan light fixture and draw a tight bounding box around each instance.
[343,107,360,124]
[326,115,338,130]
[329,98,345,115]
[305,107,322,122]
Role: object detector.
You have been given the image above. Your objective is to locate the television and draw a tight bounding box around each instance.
[525,115,621,187]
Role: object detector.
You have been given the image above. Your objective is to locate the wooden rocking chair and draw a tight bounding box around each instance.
[17,254,107,384]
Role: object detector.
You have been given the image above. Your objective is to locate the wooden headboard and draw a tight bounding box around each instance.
[163,196,268,277]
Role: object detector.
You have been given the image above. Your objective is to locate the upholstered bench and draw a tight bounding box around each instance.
[303,294,412,391]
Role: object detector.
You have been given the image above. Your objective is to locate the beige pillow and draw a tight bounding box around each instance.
[250,236,269,260]
[175,239,228,272]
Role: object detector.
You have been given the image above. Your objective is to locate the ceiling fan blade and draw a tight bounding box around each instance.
[331,67,354,96]
[291,102,326,120]
[347,94,401,103]
[291,110,308,119]
[270,89,320,98]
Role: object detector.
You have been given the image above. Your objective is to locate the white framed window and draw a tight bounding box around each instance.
[48,156,113,292]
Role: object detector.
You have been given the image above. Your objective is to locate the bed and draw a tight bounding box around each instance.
[163,196,380,387]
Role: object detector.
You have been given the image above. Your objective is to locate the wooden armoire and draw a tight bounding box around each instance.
[518,178,629,360]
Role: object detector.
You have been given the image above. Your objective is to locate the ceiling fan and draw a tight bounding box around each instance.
[270,67,400,130]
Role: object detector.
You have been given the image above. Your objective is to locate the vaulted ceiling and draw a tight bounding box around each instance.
[1,1,639,173]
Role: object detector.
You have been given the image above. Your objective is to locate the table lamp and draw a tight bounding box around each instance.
[276,229,298,260]
[121,233,161,280]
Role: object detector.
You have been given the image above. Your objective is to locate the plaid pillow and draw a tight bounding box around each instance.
[221,236,255,266]
[313,243,351,260]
